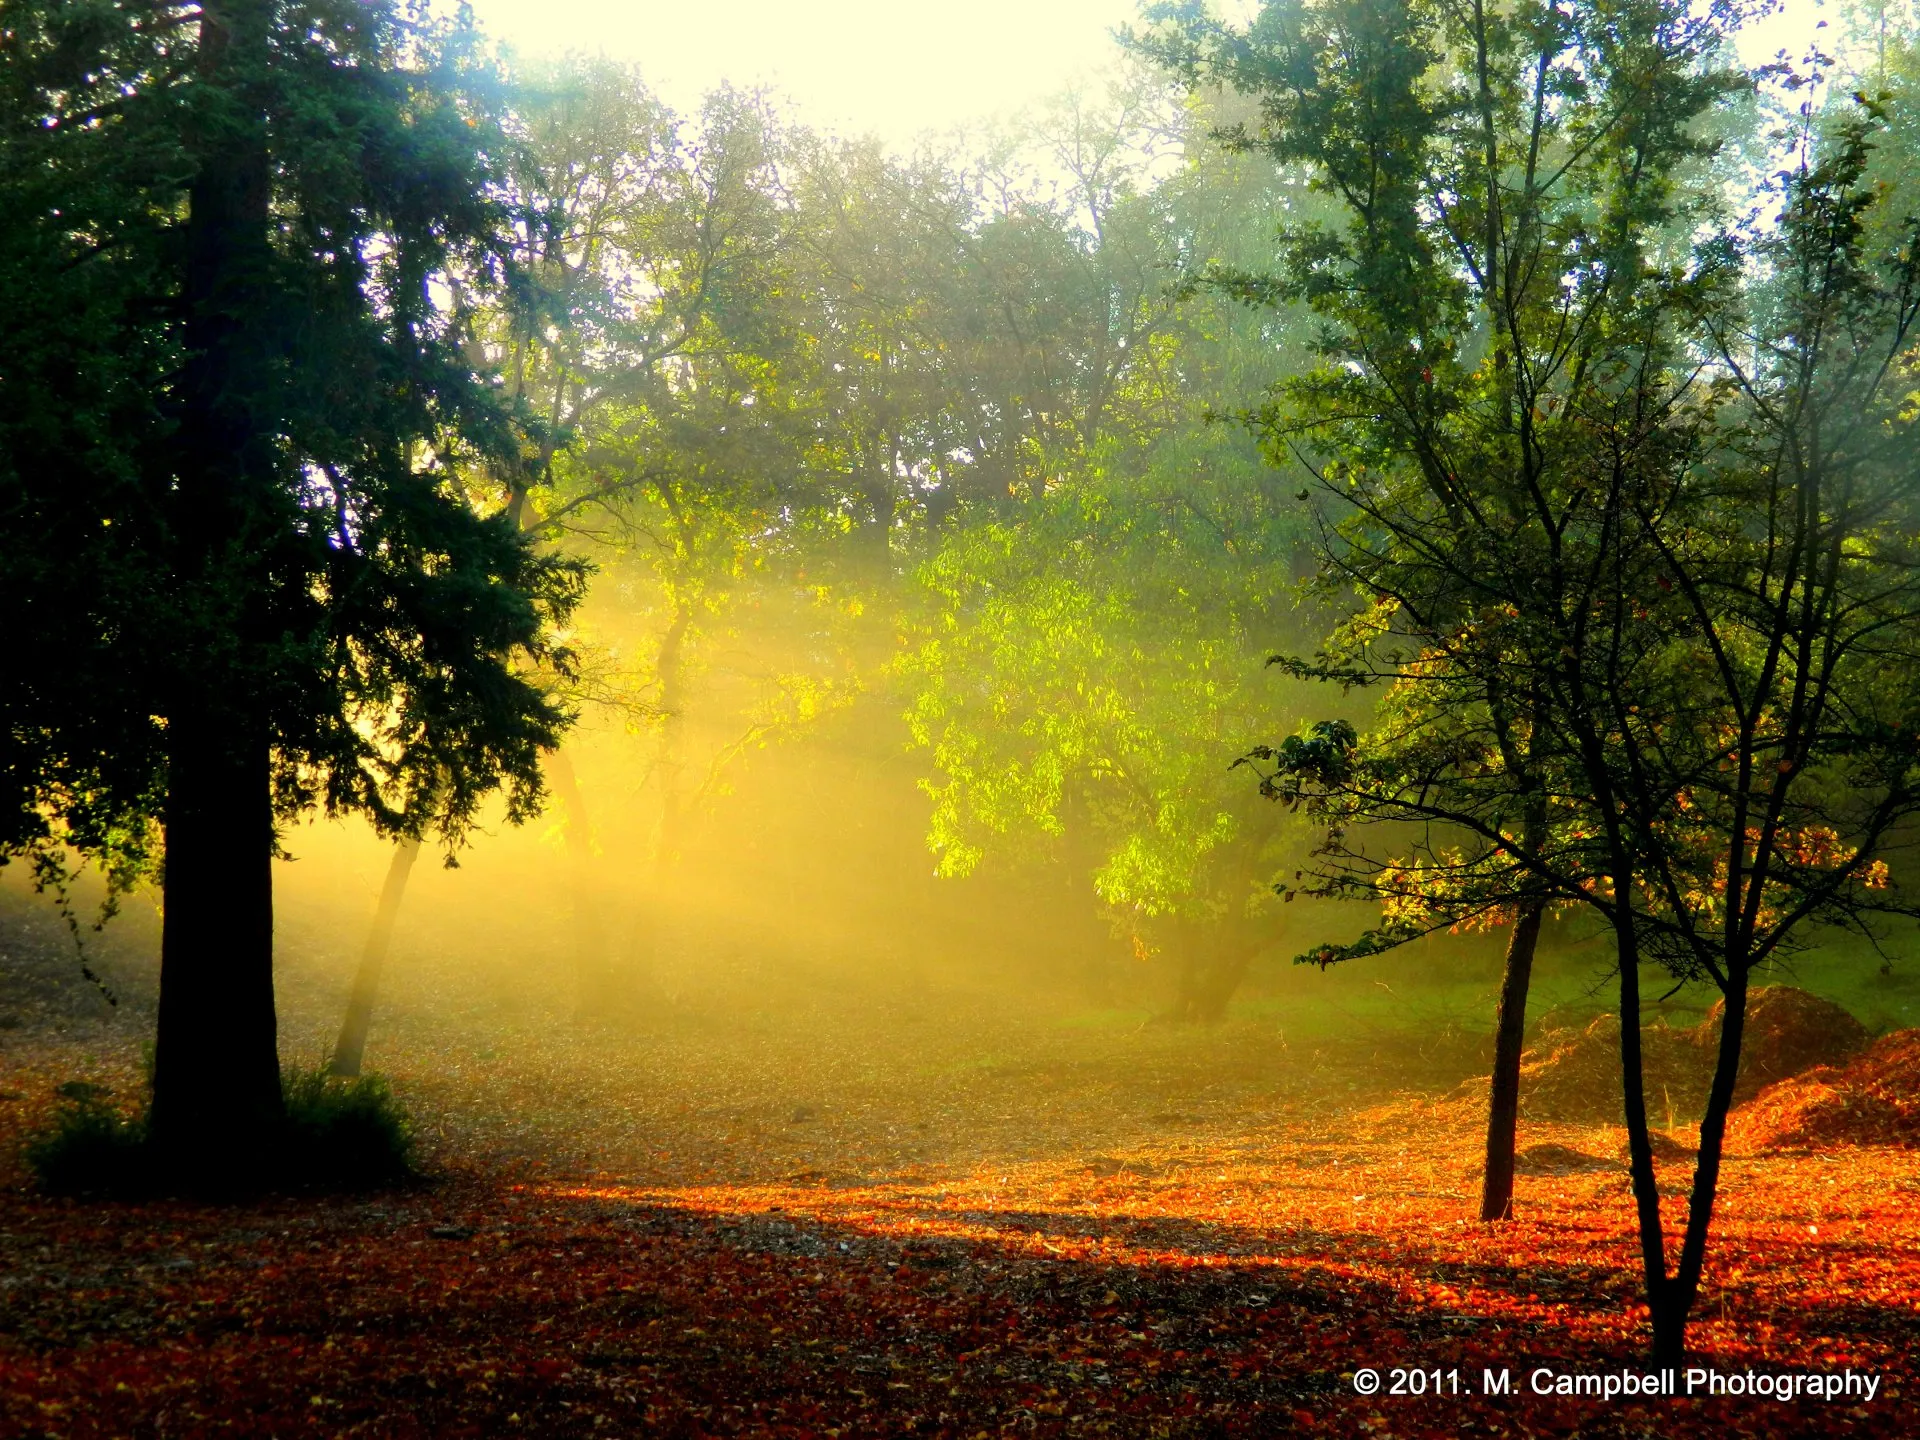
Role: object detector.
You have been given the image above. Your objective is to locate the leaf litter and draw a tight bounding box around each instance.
[1,992,1915,1438]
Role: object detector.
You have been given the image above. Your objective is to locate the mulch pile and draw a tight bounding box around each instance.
[1520,987,1869,1125]
[1703,987,1873,1103]
[1727,1028,1920,1151]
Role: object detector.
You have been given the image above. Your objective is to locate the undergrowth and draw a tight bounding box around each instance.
[23,1067,417,1197]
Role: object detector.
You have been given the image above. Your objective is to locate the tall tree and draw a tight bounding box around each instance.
[2,0,583,1169]
[485,69,825,1005]
[1140,0,1743,1219]
[1165,0,1920,1360]
[1,0,185,917]
[903,82,1318,1018]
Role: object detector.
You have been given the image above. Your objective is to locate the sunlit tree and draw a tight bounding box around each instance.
[904,83,1320,1018]
[1161,0,1920,1361]
[0,0,583,1169]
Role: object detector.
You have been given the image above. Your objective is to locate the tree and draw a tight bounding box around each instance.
[1140,0,1748,1219]
[489,68,847,1007]
[1,0,184,923]
[903,81,1318,1018]
[1160,0,1920,1360]
[327,838,419,1078]
[1,0,583,1171]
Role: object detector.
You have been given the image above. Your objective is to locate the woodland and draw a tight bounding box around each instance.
[3,0,1920,1435]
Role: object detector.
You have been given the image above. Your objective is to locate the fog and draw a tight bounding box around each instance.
[1,567,1621,1187]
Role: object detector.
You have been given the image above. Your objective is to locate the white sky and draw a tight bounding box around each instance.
[468,0,1154,144]
[465,0,1838,148]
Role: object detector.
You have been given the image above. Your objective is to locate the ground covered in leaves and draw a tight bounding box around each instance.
[2,884,1917,1437]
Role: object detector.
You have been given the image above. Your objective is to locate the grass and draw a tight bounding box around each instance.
[21,1081,148,1195]
[23,1066,416,1197]
[1220,924,1920,1052]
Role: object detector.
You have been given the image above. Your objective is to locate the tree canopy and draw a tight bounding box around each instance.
[1153,0,1920,1360]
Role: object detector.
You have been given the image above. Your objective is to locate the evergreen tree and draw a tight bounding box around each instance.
[1,0,584,1172]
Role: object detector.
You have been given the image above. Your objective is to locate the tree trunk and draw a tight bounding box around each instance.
[1666,967,1750,1364]
[1057,787,1118,1006]
[150,0,283,1165]
[150,707,282,1153]
[1615,913,1683,1363]
[1479,902,1544,1221]
[612,601,693,1010]
[651,603,693,879]
[329,839,420,1078]
[548,749,611,1019]
[859,441,895,568]
[1170,925,1259,1024]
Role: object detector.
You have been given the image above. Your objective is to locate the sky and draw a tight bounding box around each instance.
[464,0,1209,144]
[465,0,1839,149]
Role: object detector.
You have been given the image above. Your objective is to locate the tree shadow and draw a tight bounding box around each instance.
[1,1177,1909,1440]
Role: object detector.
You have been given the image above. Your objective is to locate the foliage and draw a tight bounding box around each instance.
[1142,0,1746,961]
[465,59,1331,1020]
[1,0,587,867]
[3,1016,1915,1436]
[898,83,1327,1014]
[0,0,599,1149]
[0,0,185,887]
[1154,0,1920,1360]
[23,1069,415,1197]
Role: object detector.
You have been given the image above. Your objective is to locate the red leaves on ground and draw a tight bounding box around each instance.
[2,1066,1915,1438]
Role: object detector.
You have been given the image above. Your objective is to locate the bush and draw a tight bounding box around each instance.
[25,1083,152,1196]
[279,1066,417,1189]
[24,1068,418,1197]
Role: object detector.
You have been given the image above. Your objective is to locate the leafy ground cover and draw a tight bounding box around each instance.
[2,1009,1915,1439]
[3,874,1916,1437]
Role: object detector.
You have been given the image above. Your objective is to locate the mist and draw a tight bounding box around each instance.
[6,0,1919,1434]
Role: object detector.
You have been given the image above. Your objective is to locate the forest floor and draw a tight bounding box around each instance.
[3,1012,1917,1438]
[2,885,1917,1438]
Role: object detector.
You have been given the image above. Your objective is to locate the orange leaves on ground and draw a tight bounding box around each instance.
[1730,1029,1920,1151]
[2,1073,1916,1438]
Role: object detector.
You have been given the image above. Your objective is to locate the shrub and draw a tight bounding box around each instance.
[23,1068,418,1197]
[278,1066,417,1189]
[25,1083,152,1196]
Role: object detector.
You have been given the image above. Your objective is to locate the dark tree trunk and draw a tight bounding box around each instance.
[1664,967,1750,1364]
[150,706,282,1151]
[149,0,284,1162]
[1479,902,1543,1221]
[329,839,420,1078]
[1615,911,1684,1363]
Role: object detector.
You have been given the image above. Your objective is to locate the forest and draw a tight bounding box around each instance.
[2,0,1919,1435]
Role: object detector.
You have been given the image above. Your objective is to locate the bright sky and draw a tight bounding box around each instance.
[466,0,1838,148]
[468,0,1152,144]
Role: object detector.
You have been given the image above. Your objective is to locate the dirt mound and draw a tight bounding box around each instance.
[1727,1029,1920,1151]
[1520,1013,1705,1124]
[1520,987,1867,1125]
[1702,986,1869,1104]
